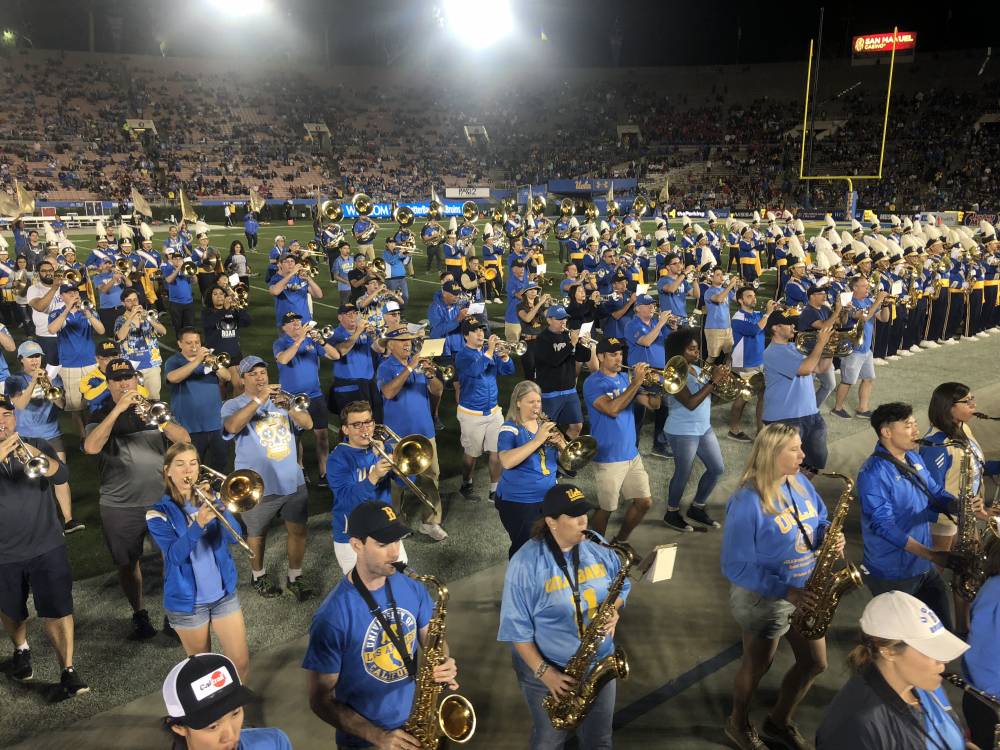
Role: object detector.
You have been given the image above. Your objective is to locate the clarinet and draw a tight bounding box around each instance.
[942,672,1000,749]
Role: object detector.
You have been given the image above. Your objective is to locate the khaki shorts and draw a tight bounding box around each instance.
[705,328,735,359]
[594,455,651,511]
[139,366,162,401]
[504,323,522,343]
[58,366,88,412]
[932,513,958,537]
[457,407,503,458]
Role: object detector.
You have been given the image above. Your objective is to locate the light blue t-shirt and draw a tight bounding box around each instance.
[221,395,304,496]
[665,367,712,436]
[237,728,292,750]
[497,422,558,504]
[92,272,123,309]
[704,286,734,329]
[5,373,63,439]
[849,296,876,353]
[762,343,818,422]
[583,370,638,464]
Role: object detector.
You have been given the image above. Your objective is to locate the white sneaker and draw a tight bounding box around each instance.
[874,359,887,366]
[976,332,990,339]
[493,297,502,304]
[909,345,922,353]
[418,522,448,541]
[898,350,913,357]
[943,339,958,345]
[887,355,901,361]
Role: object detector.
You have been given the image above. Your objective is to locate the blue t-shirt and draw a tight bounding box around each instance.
[273,334,324,399]
[455,346,515,413]
[333,256,354,292]
[665,367,712,436]
[583,370,638,464]
[302,573,433,748]
[657,276,689,318]
[92,272,123,309]
[163,353,223,433]
[48,309,97,368]
[376,357,435,439]
[5,373,64,439]
[849,296,876,353]
[221,395,303,496]
[497,422,558,504]
[762,343,818,422]
[331,325,375,380]
[721,476,829,598]
[704,286,733,329]
[498,534,631,668]
[326,446,393,544]
[161,263,194,304]
[505,274,529,324]
[180,501,227,605]
[624,316,667,368]
[237,728,291,750]
[270,277,313,326]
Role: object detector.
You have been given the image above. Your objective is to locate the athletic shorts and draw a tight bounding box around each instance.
[729,584,797,639]
[307,396,329,431]
[100,504,151,566]
[593,455,651,511]
[840,350,875,385]
[166,591,241,630]
[0,545,74,621]
[705,328,735,359]
[457,407,503,458]
[240,484,309,538]
[541,392,583,426]
[58,366,88,412]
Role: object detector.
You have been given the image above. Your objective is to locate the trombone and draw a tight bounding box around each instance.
[0,426,51,479]
[369,424,437,513]
[185,465,264,558]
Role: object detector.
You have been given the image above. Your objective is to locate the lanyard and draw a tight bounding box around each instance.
[543,530,585,638]
[783,480,816,553]
[350,570,416,680]
[905,697,955,750]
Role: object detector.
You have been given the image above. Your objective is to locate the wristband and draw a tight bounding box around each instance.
[534,662,549,679]
[253,396,264,406]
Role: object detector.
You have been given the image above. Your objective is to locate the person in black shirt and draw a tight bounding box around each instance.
[565,283,599,332]
[202,285,251,397]
[533,305,597,442]
[347,254,369,304]
[0,397,88,698]
[796,286,839,409]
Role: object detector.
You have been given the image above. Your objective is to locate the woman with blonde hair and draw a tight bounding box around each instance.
[495,380,566,557]
[721,423,843,750]
[146,442,250,680]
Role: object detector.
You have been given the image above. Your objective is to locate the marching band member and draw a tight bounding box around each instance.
[796,285,838,408]
[856,402,966,632]
[304,501,458,749]
[269,252,324,327]
[84,358,191,640]
[597,270,636,339]
[377,328,447,540]
[428,280,471,396]
[583,337,657,541]
[202,284,251,396]
[816,592,969,750]
[498,483,630,749]
[162,225,188,258]
[265,235,287,283]
[656,253,698,321]
[330,302,385,421]
[534,304,596,443]
[221,356,313,602]
[504,259,531,344]
[455,319,517,503]
[443,228,466,277]
[782,259,813,309]
[481,229,503,301]
[497,381,564,557]
[115,288,166,399]
[331,240,356,304]
[162,250,197,337]
[762,311,833,473]
[0,319,15,385]
[274,312,340,485]
[0,396,87,698]
[565,283,600,333]
[737,224,761,286]
[382,236,409,304]
[702,266,740,363]
[830,276,889,419]
[721,423,834,750]
[961,535,1000,748]
[625,294,675,456]
[661,329,727,532]
[146,442,249,679]
[25,259,64,367]
[517,285,549,381]
[165,328,231,473]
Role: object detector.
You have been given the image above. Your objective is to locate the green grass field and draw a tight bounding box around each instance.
[27,218,793,580]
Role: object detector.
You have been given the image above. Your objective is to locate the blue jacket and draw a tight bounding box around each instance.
[857,445,955,580]
[146,496,240,613]
[427,295,464,356]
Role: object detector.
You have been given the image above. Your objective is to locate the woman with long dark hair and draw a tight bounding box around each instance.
[201,285,250,397]
[224,240,249,288]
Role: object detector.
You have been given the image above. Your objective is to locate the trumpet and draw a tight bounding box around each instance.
[231,283,250,310]
[143,309,166,324]
[538,413,598,472]
[116,258,135,275]
[0,427,51,479]
[271,390,311,412]
[416,358,456,384]
[297,258,321,279]
[33,371,64,402]
[180,261,198,278]
[530,273,553,288]
[79,298,97,314]
[133,394,173,425]
[495,339,528,357]
[622,357,689,394]
[204,351,231,372]
[367,257,388,277]
[368,424,436,513]
[185,465,264,558]
[306,323,335,343]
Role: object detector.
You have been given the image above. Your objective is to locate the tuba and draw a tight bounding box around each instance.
[790,472,863,639]
[351,193,378,244]
[544,530,639,730]
[397,563,477,747]
[320,199,344,223]
[631,195,648,217]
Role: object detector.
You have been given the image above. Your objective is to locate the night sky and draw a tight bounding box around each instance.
[0,0,992,67]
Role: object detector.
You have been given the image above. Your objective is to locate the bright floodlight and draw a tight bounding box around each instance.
[443,0,513,47]
[207,0,268,16]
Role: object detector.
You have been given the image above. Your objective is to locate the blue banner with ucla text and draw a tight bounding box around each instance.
[547,179,638,194]
[340,202,464,220]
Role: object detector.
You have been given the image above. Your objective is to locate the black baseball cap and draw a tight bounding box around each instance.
[348,501,412,543]
[808,285,829,296]
[766,311,795,330]
[542,484,593,518]
[97,340,120,357]
[106,358,137,380]
[461,318,485,335]
[281,311,303,324]
[596,336,627,354]
[162,653,256,730]
[442,281,462,295]
[0,396,13,412]
[338,303,357,314]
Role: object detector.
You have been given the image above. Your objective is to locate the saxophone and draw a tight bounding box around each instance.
[950,440,985,601]
[943,673,1000,749]
[543,530,640,731]
[791,472,863,639]
[395,564,476,749]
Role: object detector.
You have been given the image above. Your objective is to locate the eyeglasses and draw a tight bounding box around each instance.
[347,419,375,429]
[954,396,976,405]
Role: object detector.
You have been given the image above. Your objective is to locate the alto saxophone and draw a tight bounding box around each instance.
[395,564,476,749]
[543,530,640,731]
[950,440,986,601]
[791,472,863,639]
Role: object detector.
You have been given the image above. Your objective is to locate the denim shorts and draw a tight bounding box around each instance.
[166,591,241,630]
[729,585,796,639]
[840,349,875,385]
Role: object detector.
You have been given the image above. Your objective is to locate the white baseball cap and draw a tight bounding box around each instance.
[860,591,968,662]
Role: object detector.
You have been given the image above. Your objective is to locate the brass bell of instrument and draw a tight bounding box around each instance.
[321,199,344,223]
[352,193,374,217]
[461,201,478,222]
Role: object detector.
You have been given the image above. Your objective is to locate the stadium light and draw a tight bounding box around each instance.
[442,0,513,47]
[206,0,269,17]
[1,29,15,46]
